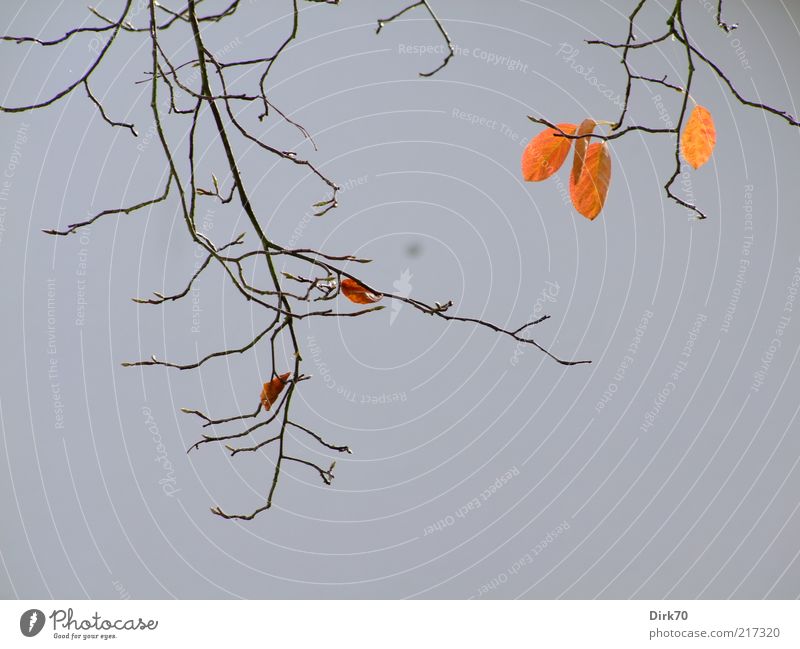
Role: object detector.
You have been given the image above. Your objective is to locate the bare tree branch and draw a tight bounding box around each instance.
[6,0,616,521]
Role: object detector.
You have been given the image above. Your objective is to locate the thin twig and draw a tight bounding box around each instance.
[376,0,454,77]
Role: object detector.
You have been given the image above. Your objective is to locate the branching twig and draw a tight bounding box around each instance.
[43,176,172,236]
[716,0,738,33]
[0,0,133,114]
[83,80,138,136]
[122,319,278,370]
[132,234,244,304]
[376,0,454,77]
[288,421,351,454]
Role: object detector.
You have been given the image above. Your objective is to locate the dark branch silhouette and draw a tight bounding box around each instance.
[11,0,794,518]
[3,0,589,520]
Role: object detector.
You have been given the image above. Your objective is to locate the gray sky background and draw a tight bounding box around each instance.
[1,0,799,599]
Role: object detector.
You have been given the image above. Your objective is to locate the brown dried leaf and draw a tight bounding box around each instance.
[340,278,381,304]
[260,372,291,410]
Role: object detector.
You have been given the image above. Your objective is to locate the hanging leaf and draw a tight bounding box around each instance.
[340,278,382,304]
[521,123,577,181]
[681,105,716,169]
[260,372,291,410]
[570,118,597,185]
[569,142,612,220]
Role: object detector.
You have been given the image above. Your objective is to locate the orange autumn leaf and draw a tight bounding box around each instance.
[570,118,597,185]
[260,372,291,410]
[340,277,382,304]
[521,123,577,181]
[569,142,612,220]
[681,105,716,169]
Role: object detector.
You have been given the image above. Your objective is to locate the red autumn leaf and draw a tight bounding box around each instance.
[569,142,612,221]
[260,372,291,410]
[340,277,381,304]
[570,118,597,185]
[521,122,577,181]
[681,104,716,169]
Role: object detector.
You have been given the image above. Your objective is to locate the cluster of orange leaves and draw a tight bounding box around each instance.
[521,105,716,220]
